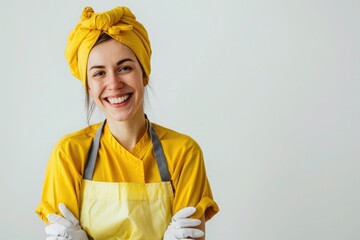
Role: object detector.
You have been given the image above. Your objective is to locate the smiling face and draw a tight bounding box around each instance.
[87,39,146,123]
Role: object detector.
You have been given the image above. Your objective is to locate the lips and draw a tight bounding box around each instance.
[106,94,131,104]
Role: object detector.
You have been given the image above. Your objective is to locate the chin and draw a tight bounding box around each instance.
[106,105,144,123]
[107,111,135,122]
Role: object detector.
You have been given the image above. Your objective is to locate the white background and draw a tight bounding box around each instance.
[1,0,359,239]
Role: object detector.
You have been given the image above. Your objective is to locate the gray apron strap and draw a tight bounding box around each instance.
[83,119,171,182]
[149,122,171,182]
[83,121,105,180]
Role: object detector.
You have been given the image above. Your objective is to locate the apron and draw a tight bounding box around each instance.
[79,120,174,240]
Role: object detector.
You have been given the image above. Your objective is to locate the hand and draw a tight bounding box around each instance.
[163,207,204,240]
[45,203,89,240]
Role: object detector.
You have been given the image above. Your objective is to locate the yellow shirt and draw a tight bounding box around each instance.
[36,122,219,223]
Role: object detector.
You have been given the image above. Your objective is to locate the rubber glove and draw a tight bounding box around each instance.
[163,207,205,240]
[45,203,89,240]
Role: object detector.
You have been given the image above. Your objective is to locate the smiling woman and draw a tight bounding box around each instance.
[88,38,146,127]
[35,5,219,240]
[85,33,148,124]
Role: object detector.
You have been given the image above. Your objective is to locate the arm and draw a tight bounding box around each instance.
[171,144,219,223]
[196,216,206,240]
[36,142,84,223]
[159,128,219,238]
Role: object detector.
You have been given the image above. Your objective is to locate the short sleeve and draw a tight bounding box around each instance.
[35,142,83,223]
[171,143,219,221]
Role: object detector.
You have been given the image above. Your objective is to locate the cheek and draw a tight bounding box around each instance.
[87,80,99,96]
[87,85,93,97]
[88,86,99,98]
[136,82,145,95]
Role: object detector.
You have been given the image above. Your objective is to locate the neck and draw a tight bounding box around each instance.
[106,113,147,151]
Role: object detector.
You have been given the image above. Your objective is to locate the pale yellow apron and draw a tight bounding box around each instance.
[79,120,174,240]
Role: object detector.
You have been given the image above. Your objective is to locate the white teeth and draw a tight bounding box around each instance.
[108,94,130,104]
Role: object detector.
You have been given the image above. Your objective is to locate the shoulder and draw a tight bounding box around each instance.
[153,123,200,146]
[53,122,102,154]
[45,123,103,177]
[153,123,208,184]
[152,122,203,157]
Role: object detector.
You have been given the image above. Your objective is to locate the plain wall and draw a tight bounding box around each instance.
[1,0,359,239]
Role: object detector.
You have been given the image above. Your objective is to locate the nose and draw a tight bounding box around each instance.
[107,72,124,90]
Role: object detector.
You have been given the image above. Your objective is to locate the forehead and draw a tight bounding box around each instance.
[88,39,137,66]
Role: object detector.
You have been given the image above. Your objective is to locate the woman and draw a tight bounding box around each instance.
[36,5,219,240]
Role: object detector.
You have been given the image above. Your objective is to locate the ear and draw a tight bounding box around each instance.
[143,77,149,86]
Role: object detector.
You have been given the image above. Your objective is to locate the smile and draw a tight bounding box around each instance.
[107,94,131,104]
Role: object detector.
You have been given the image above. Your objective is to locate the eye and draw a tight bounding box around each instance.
[92,71,106,77]
[118,66,133,73]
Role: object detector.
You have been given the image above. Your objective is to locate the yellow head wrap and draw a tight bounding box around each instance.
[65,6,151,86]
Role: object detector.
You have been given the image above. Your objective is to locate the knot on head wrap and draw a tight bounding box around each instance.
[65,6,151,86]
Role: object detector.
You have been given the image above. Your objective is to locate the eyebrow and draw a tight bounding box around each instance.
[89,58,135,71]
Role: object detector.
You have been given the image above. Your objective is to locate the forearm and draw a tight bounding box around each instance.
[196,215,206,240]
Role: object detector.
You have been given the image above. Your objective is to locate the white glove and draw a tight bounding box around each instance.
[45,203,89,240]
[163,207,204,240]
